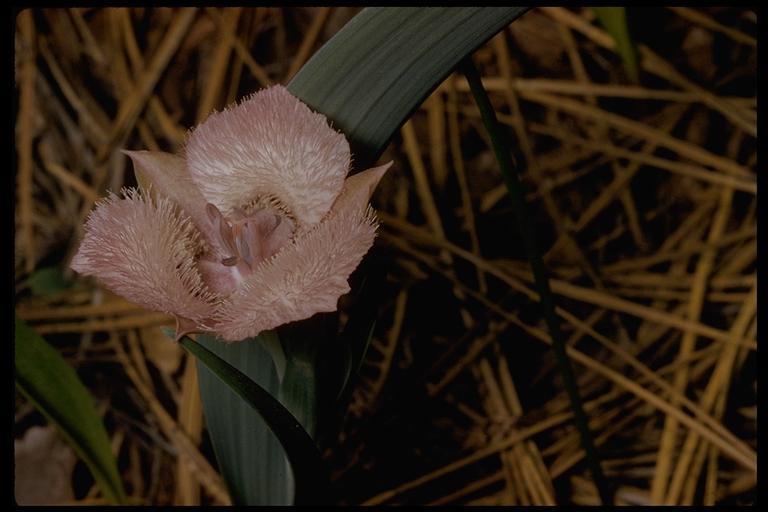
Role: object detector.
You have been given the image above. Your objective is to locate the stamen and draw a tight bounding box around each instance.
[206,202,238,256]
[221,256,238,266]
[237,225,253,268]
[247,220,261,258]
[230,207,248,222]
[205,203,219,222]
[219,222,237,255]
[201,202,293,288]
[265,214,281,236]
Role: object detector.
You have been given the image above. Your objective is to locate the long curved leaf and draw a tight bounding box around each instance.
[180,336,330,505]
[14,317,126,504]
[288,7,529,167]
[195,332,295,505]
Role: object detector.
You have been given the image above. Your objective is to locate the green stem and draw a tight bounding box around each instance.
[459,56,613,505]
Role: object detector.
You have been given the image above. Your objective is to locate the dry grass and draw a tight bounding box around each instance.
[14,7,756,506]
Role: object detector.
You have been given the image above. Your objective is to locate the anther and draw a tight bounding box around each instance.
[221,256,238,266]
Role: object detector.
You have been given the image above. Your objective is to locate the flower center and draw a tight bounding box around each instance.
[198,202,294,294]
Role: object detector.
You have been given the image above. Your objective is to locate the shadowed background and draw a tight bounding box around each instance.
[14,7,756,506]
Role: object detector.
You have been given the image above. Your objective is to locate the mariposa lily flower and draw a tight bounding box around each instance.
[71,86,390,342]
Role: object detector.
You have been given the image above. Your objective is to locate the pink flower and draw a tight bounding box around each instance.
[71,86,390,342]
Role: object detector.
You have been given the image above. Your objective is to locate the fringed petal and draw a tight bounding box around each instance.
[71,189,219,330]
[123,150,226,256]
[185,85,350,230]
[212,164,389,341]
[336,162,392,213]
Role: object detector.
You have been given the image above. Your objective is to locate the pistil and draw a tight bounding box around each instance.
[199,202,295,294]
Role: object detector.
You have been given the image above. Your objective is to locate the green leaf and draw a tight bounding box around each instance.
[288,6,529,167]
[181,335,330,505]
[460,56,612,505]
[194,333,294,505]
[14,316,126,504]
[277,320,322,439]
[196,7,530,505]
[593,7,639,83]
[27,266,70,297]
[191,326,323,505]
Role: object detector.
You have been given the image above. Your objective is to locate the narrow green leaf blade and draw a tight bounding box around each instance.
[277,323,321,439]
[181,335,329,505]
[195,333,293,505]
[593,7,639,83]
[460,56,612,505]
[14,316,126,504]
